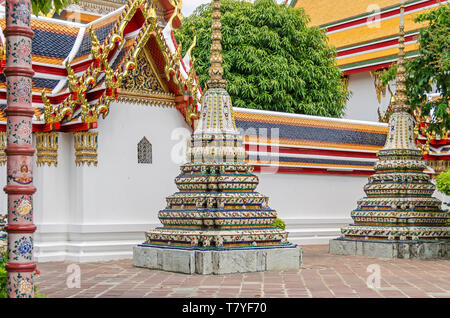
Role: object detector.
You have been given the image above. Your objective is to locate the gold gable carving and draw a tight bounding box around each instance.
[76,0,166,23]
[122,50,165,93]
[119,50,176,107]
[77,0,128,15]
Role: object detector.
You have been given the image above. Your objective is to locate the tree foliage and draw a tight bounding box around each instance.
[437,169,450,196]
[272,218,286,230]
[382,3,449,136]
[175,0,348,117]
[0,250,7,298]
[31,0,76,16]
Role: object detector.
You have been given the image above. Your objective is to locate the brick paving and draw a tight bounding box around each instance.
[35,245,450,298]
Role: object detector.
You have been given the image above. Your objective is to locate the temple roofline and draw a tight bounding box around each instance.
[234,107,389,128]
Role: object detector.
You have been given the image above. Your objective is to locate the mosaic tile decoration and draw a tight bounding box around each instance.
[0,214,6,255]
[144,0,293,250]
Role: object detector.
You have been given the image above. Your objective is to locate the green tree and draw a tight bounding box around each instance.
[382,3,449,136]
[0,250,6,298]
[176,0,348,117]
[31,0,75,16]
[437,169,450,196]
[436,169,450,215]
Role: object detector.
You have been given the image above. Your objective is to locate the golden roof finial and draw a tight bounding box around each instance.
[393,0,408,113]
[206,0,227,89]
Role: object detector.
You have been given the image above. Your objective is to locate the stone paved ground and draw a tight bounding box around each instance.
[35,245,450,298]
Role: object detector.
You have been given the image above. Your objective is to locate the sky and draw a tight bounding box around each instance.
[181,0,211,16]
[181,0,287,17]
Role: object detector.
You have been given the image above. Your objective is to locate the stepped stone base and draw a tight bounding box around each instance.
[133,244,302,275]
[329,238,450,259]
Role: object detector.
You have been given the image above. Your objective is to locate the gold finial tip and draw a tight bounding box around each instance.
[207,0,226,88]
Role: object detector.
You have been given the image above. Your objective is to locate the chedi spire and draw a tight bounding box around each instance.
[392,2,408,114]
[330,1,450,258]
[207,0,227,89]
[134,0,301,274]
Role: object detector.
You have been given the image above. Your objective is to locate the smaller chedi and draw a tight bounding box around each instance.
[330,2,450,259]
[133,0,301,274]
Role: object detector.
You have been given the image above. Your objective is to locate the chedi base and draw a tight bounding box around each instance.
[133,244,302,275]
[329,238,450,259]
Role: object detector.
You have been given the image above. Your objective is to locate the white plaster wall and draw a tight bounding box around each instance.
[81,101,189,225]
[33,133,72,260]
[27,95,450,262]
[34,102,191,262]
[344,71,392,122]
[255,172,367,245]
[1,140,370,257]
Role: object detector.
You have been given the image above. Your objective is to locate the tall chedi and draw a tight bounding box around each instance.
[133,0,301,274]
[330,1,450,259]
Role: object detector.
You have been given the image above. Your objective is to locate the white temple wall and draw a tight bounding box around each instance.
[33,133,72,261]
[1,145,370,260]
[34,101,191,262]
[19,97,449,263]
[255,172,366,245]
[30,97,374,262]
[344,71,392,122]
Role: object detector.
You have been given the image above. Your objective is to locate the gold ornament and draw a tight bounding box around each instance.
[36,132,59,167]
[370,70,387,104]
[74,131,98,167]
[0,131,6,165]
[427,160,450,177]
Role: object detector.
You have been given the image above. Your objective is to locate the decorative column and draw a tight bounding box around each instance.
[4,0,36,297]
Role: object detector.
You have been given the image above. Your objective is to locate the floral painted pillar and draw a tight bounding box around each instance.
[4,0,36,298]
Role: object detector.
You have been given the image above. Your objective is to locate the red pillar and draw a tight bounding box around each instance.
[4,0,36,298]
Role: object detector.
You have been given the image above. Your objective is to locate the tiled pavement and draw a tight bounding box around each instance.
[35,245,450,298]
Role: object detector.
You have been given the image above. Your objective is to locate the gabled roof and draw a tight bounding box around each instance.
[292,0,449,74]
[234,107,446,175]
[235,107,388,175]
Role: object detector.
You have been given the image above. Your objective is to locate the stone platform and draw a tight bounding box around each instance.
[133,244,302,275]
[329,238,450,259]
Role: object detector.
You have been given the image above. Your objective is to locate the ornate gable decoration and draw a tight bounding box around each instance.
[119,50,175,107]
[122,51,165,93]
[77,0,128,15]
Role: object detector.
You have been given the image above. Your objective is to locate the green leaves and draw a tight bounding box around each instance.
[384,4,449,136]
[408,4,450,135]
[31,0,77,16]
[176,0,348,117]
[0,250,7,298]
[437,169,450,196]
[272,218,286,230]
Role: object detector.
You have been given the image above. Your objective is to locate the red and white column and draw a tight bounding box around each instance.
[4,0,36,298]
